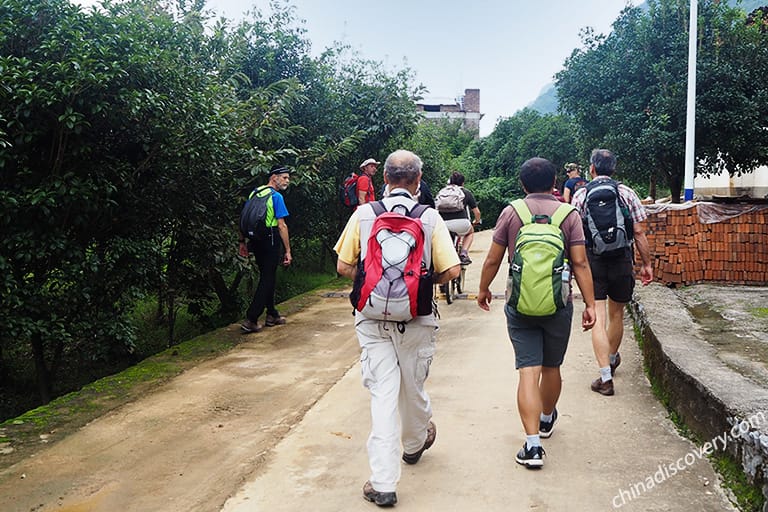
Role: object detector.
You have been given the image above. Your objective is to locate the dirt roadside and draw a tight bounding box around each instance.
[0,230,739,512]
[0,293,362,512]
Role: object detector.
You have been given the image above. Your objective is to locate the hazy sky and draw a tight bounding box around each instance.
[207,0,638,136]
[76,0,638,136]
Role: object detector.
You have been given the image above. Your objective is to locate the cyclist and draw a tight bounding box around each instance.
[436,172,481,264]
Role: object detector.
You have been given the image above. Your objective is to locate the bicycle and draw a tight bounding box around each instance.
[440,231,467,304]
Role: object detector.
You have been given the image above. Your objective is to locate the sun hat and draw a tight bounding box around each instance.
[359,158,380,169]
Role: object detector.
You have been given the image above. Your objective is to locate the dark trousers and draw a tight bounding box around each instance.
[246,232,281,322]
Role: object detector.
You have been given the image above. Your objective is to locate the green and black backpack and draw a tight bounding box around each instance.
[239,185,274,241]
[506,199,575,317]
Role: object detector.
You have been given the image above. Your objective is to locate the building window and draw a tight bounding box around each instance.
[423,105,440,112]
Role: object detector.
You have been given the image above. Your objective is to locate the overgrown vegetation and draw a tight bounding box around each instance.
[0,0,425,420]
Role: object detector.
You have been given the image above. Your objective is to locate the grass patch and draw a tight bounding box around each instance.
[712,453,765,512]
[750,307,768,318]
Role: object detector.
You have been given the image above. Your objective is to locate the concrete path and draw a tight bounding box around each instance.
[221,230,736,512]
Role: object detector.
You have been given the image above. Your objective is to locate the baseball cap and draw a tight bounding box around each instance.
[359,158,380,169]
[269,166,292,176]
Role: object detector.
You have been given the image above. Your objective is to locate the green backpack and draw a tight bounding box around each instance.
[506,199,575,317]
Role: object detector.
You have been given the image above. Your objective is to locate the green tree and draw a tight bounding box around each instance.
[451,109,579,225]
[399,118,475,188]
[556,0,768,202]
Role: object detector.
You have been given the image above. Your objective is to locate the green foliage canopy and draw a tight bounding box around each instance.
[0,0,423,415]
[556,0,768,201]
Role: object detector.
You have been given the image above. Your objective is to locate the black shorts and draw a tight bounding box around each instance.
[588,251,635,303]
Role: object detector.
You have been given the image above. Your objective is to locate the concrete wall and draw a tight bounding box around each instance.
[630,285,768,508]
[696,166,768,199]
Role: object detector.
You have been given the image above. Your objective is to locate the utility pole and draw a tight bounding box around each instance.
[683,0,698,201]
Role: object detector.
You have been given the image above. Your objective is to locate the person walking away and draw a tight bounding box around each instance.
[435,172,481,264]
[335,149,460,506]
[477,157,596,469]
[357,158,380,206]
[571,149,653,396]
[239,167,293,333]
[562,162,587,203]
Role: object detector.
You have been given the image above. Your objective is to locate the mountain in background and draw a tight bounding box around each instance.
[527,0,766,115]
[527,83,558,114]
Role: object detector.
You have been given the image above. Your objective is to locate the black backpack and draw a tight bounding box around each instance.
[239,186,273,241]
[583,179,633,256]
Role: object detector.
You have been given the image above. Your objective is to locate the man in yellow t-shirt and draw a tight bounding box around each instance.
[334,149,459,507]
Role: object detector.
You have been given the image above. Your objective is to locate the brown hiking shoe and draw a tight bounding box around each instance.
[363,481,397,507]
[591,378,615,396]
[265,314,286,327]
[402,420,436,465]
[240,319,262,334]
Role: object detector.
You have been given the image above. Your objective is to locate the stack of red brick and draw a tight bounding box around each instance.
[638,203,768,286]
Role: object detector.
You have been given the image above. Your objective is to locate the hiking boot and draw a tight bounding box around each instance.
[265,314,286,327]
[610,352,622,376]
[363,481,397,507]
[515,443,545,469]
[240,319,262,334]
[539,408,558,439]
[591,377,615,396]
[402,420,436,465]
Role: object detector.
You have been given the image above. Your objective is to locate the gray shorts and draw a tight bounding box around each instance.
[504,302,574,369]
[443,218,473,236]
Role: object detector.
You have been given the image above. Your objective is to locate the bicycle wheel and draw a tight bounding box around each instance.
[455,265,467,295]
[441,282,453,304]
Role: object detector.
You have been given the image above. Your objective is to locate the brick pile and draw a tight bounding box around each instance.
[638,203,768,286]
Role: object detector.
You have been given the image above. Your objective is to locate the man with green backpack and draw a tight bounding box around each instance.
[477,157,596,469]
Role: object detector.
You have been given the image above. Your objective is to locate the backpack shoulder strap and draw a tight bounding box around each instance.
[550,203,576,228]
[370,201,387,217]
[248,185,262,200]
[510,199,533,225]
[408,203,429,219]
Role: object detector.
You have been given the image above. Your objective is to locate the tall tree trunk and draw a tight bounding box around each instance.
[669,173,683,204]
[167,292,176,348]
[0,342,6,386]
[30,332,52,404]
[209,267,240,315]
[649,174,657,200]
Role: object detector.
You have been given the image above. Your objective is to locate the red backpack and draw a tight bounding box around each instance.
[339,173,359,208]
[350,201,433,322]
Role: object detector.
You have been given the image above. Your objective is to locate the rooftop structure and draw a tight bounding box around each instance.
[416,88,483,137]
